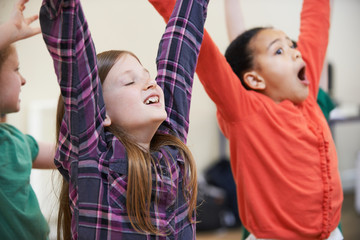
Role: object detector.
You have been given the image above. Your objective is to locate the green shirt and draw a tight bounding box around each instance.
[317,88,336,122]
[0,123,49,239]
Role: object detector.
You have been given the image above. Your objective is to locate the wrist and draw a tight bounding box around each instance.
[0,21,18,47]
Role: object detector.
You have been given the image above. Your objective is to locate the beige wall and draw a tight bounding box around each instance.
[1,0,360,175]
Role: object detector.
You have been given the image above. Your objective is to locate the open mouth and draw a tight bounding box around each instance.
[298,66,306,81]
[297,64,310,86]
[144,96,159,105]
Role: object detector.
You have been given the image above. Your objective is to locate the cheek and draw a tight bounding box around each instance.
[104,90,139,117]
[1,74,21,94]
[156,87,165,103]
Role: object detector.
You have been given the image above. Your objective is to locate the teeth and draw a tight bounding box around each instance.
[145,96,159,104]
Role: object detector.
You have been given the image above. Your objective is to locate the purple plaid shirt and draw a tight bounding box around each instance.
[40,0,208,239]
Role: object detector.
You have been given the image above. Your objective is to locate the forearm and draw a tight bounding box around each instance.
[159,0,208,78]
[40,0,102,138]
[224,0,245,42]
[298,0,330,97]
[33,141,56,169]
[0,22,19,50]
[156,0,209,142]
[40,0,91,88]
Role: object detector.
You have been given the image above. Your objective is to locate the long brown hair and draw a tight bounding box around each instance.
[56,94,71,240]
[57,50,197,238]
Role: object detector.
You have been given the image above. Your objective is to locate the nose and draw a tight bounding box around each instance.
[293,48,302,60]
[146,78,157,90]
[20,74,26,86]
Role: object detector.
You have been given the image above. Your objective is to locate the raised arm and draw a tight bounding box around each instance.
[40,2,111,238]
[156,0,209,143]
[298,0,330,99]
[40,0,103,150]
[0,0,40,50]
[150,0,249,125]
[224,0,245,42]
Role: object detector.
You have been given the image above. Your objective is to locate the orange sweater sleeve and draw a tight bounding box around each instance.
[298,0,330,99]
[148,0,174,22]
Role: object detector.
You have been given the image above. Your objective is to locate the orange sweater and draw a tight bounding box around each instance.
[149,0,342,239]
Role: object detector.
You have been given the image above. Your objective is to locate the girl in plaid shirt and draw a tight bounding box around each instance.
[40,0,209,239]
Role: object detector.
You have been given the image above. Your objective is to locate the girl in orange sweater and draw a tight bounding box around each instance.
[149,0,343,239]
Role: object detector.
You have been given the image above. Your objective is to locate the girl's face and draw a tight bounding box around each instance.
[0,49,26,115]
[102,54,167,144]
[250,29,309,104]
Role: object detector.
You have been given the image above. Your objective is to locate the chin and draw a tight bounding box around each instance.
[158,116,167,124]
[160,111,168,121]
[153,115,167,125]
[293,88,309,104]
[292,95,308,105]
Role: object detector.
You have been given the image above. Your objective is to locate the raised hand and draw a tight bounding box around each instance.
[0,0,41,49]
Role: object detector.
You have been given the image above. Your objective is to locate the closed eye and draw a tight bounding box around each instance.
[125,81,134,86]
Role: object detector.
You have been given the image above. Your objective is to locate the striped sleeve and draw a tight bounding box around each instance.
[40,0,105,154]
[156,0,209,143]
[40,1,107,238]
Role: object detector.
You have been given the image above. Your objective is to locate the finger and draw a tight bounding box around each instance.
[21,27,41,40]
[16,0,27,11]
[25,15,39,25]
[31,27,41,36]
[18,0,29,5]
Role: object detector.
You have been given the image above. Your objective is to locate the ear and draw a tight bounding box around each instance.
[103,114,112,127]
[243,71,266,90]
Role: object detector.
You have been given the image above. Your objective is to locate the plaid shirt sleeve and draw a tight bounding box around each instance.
[40,0,107,238]
[157,0,208,144]
[40,0,104,150]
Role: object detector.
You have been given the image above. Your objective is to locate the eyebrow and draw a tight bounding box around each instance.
[121,68,150,80]
[267,36,292,50]
[121,68,146,75]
